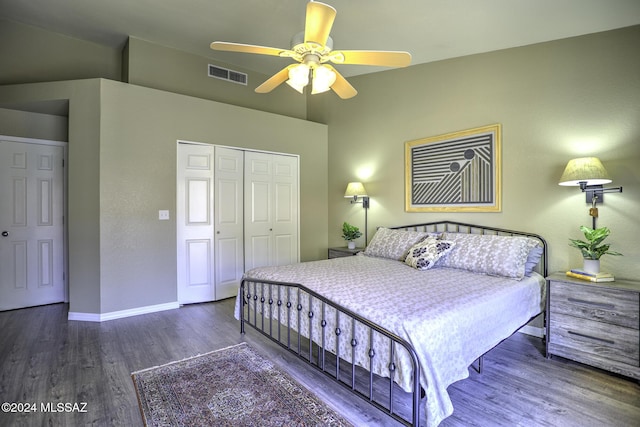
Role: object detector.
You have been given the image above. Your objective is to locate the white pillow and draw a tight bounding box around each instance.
[364,227,430,261]
[405,237,456,270]
[439,233,531,279]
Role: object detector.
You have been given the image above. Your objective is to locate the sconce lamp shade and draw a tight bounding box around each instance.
[344,182,368,198]
[558,157,612,187]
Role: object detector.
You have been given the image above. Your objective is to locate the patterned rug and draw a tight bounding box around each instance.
[131,342,353,426]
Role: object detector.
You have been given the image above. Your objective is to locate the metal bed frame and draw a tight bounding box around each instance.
[239,221,548,427]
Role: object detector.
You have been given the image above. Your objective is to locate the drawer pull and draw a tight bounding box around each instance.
[567,330,615,345]
[567,298,615,310]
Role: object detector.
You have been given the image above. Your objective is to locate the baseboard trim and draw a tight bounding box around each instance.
[68,301,180,322]
[518,325,545,338]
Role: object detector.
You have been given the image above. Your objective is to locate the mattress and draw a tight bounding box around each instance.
[236,254,545,427]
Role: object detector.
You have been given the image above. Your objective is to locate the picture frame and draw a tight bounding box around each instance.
[405,124,501,212]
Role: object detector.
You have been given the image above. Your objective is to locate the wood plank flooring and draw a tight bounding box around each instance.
[0,299,638,426]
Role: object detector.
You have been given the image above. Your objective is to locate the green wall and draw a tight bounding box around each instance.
[0,107,68,141]
[0,20,121,84]
[125,37,309,119]
[309,25,640,280]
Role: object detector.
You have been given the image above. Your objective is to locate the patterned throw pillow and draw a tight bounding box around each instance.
[404,237,456,270]
[439,233,531,279]
[363,227,430,261]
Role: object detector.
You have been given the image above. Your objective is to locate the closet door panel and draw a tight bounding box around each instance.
[214,147,244,300]
[177,144,215,304]
[247,235,271,269]
[274,235,294,267]
[250,181,271,223]
[272,155,298,266]
[245,151,298,270]
[274,182,293,222]
[217,238,241,283]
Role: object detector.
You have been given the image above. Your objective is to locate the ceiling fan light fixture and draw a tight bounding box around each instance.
[286,63,310,93]
[211,1,409,99]
[311,65,336,94]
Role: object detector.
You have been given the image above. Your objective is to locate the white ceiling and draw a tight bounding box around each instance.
[1,0,640,78]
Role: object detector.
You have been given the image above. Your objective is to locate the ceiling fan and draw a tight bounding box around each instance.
[210,1,411,99]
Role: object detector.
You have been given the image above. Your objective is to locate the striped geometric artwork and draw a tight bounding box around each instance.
[405,124,501,212]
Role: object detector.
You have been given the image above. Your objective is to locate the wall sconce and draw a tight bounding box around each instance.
[344,182,370,244]
[558,157,623,228]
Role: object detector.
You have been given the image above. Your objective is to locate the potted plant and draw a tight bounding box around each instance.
[569,225,622,273]
[342,222,362,249]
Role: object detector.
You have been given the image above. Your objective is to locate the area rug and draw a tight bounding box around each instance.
[131,342,353,426]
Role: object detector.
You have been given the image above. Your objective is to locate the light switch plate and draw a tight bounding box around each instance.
[159,210,170,220]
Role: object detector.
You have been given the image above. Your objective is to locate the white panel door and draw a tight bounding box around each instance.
[244,153,272,270]
[0,139,65,311]
[177,143,215,304]
[244,151,298,270]
[272,154,298,266]
[213,147,244,300]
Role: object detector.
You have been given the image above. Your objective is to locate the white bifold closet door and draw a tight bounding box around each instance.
[177,144,244,304]
[244,151,298,270]
[177,143,298,304]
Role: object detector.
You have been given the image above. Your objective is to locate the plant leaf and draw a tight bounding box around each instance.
[570,226,621,259]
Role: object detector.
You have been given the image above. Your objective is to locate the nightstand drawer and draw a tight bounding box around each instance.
[549,314,639,366]
[550,281,639,329]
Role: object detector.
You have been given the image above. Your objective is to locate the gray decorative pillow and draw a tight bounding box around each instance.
[439,233,531,279]
[524,241,544,276]
[405,237,456,270]
[364,227,430,261]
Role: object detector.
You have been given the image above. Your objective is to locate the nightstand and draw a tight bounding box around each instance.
[328,247,363,259]
[546,272,640,380]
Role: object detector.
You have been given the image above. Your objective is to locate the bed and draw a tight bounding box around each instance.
[236,221,548,427]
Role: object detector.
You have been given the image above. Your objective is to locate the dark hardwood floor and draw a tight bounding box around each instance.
[0,299,638,426]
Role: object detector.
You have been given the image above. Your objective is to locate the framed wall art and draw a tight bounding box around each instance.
[405,124,501,212]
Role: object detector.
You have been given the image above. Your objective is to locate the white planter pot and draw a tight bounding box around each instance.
[347,241,356,249]
[583,259,600,274]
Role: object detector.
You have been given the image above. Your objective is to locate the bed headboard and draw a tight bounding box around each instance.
[390,221,548,277]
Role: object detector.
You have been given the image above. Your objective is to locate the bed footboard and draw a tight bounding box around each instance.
[240,278,422,427]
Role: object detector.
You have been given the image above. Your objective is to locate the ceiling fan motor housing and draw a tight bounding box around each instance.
[290,31,335,65]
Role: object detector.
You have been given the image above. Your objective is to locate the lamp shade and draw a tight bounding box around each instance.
[286,63,310,94]
[311,65,336,94]
[344,182,367,198]
[558,157,612,187]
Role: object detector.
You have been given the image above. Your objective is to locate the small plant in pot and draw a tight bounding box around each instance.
[342,222,362,249]
[568,225,622,273]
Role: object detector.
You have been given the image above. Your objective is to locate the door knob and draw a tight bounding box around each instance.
[1,231,8,237]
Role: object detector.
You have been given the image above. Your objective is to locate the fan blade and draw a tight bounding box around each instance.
[255,65,295,93]
[210,41,287,57]
[304,1,336,46]
[331,50,412,67]
[324,65,357,99]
